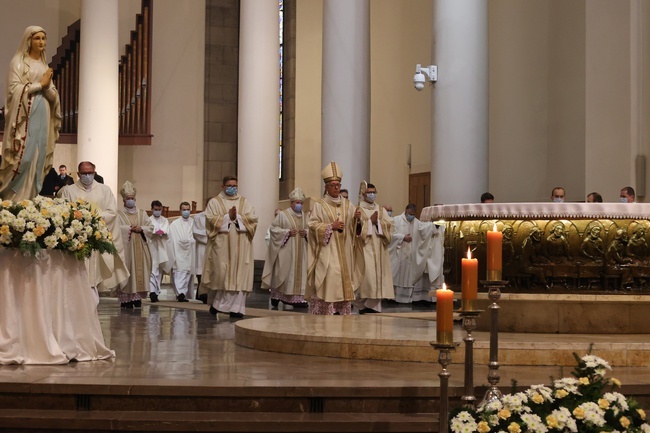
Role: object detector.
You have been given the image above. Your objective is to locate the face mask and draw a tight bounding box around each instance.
[225,186,237,196]
[365,193,377,203]
[406,214,415,222]
[153,210,162,218]
[553,197,564,203]
[125,199,135,209]
[620,197,628,203]
[386,211,392,217]
[80,173,94,186]
[293,203,303,213]
[181,210,191,219]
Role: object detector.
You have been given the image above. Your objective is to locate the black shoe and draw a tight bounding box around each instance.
[209,306,218,316]
[149,292,159,303]
[291,302,309,309]
[177,293,188,302]
[271,299,280,308]
[133,299,142,308]
[120,302,128,308]
[359,308,377,314]
[124,301,134,309]
[229,312,244,319]
[198,294,208,304]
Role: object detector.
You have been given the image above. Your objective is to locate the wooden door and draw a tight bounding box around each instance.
[409,172,430,215]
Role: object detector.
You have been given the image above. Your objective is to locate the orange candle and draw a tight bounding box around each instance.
[461,248,478,311]
[436,283,454,344]
[486,224,503,281]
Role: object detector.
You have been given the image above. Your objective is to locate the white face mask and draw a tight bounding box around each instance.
[80,173,94,186]
[553,197,564,203]
[125,199,136,209]
[365,192,377,203]
[620,197,629,203]
[153,210,162,218]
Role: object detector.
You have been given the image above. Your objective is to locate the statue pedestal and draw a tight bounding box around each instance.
[0,248,114,364]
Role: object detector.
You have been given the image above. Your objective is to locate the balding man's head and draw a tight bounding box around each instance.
[78,161,96,173]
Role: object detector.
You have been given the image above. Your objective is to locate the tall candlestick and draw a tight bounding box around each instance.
[461,248,478,311]
[486,224,502,281]
[436,283,454,345]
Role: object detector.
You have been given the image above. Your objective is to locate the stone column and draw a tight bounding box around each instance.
[321,0,370,199]
[431,0,488,204]
[238,0,280,260]
[78,0,119,196]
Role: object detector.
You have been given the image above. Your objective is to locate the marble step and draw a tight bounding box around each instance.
[0,409,438,432]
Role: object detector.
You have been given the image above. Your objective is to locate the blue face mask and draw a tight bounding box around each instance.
[553,197,564,203]
[406,214,415,222]
[80,173,94,186]
[365,193,377,203]
[225,186,237,196]
[293,203,303,213]
[620,197,628,203]
[153,210,162,218]
[181,210,191,219]
[125,199,136,209]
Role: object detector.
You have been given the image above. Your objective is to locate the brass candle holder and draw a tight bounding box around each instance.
[458,309,482,408]
[480,280,507,405]
[430,341,460,433]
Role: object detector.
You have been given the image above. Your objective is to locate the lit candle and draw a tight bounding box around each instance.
[486,223,503,281]
[436,283,454,345]
[461,248,478,311]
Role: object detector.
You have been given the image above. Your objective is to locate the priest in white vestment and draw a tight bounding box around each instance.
[58,161,129,295]
[200,176,258,318]
[389,204,445,303]
[148,200,174,302]
[354,183,394,313]
[169,201,196,302]
[306,162,361,315]
[262,188,309,309]
[116,181,153,308]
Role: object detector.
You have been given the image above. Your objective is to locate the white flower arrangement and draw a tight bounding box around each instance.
[0,196,116,260]
[451,348,650,433]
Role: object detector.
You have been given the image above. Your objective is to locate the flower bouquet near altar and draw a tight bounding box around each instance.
[0,196,116,260]
[451,349,650,433]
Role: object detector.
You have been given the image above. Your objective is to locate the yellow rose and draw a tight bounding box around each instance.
[546,415,559,429]
[33,226,45,237]
[498,409,511,420]
[610,378,622,387]
[555,389,568,399]
[598,399,610,409]
[579,377,590,385]
[77,243,85,251]
[637,409,646,420]
[1,200,11,207]
[19,200,30,207]
[573,407,585,419]
[0,225,10,235]
[620,416,630,428]
[478,421,491,433]
[532,393,544,404]
[76,198,87,205]
[40,208,50,217]
[60,235,68,243]
[94,231,101,240]
[507,422,521,433]
[74,210,83,220]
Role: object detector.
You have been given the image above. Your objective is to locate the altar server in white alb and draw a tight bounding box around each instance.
[148,200,174,302]
[262,187,309,308]
[192,200,208,303]
[354,183,394,313]
[169,201,196,302]
[58,161,129,294]
[200,175,258,318]
[389,204,445,304]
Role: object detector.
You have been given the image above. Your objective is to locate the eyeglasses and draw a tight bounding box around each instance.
[326,183,341,189]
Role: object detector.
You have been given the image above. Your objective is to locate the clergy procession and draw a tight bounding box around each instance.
[52,159,445,319]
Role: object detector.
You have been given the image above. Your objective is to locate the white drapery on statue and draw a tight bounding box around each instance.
[0,249,115,365]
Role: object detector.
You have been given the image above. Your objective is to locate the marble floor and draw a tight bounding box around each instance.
[1,286,649,392]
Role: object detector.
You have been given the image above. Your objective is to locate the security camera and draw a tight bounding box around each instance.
[413,72,426,91]
[413,64,437,91]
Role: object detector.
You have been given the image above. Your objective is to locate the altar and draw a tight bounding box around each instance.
[420,202,650,333]
[0,248,115,364]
